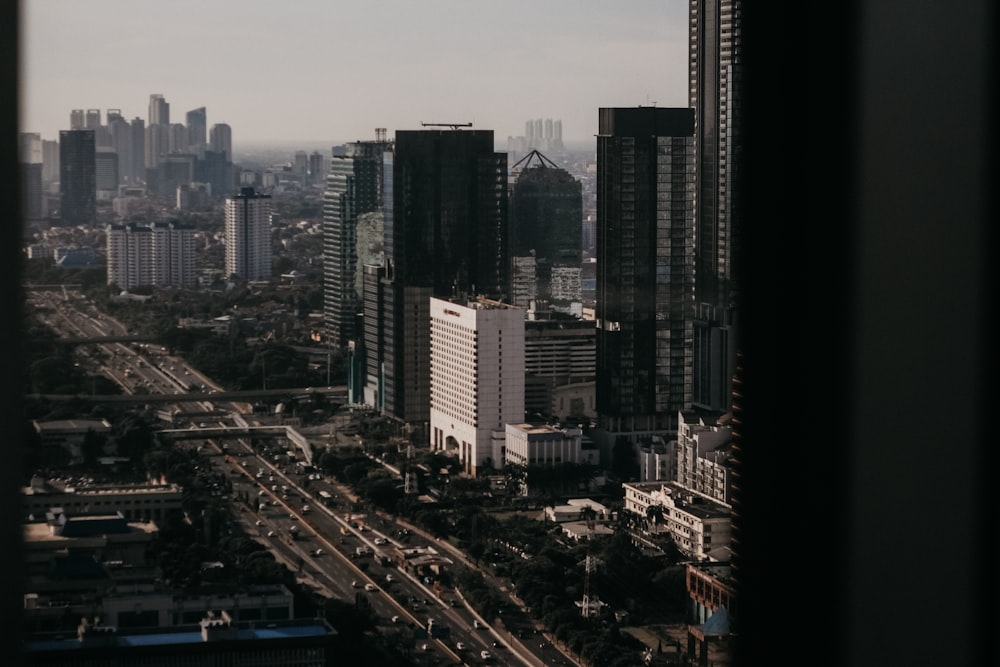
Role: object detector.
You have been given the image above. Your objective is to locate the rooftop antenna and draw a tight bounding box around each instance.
[420,122,473,130]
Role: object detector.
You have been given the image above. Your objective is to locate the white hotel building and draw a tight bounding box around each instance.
[429,296,525,476]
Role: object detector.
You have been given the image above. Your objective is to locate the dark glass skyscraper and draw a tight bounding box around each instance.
[690,0,742,308]
[58,129,97,226]
[509,150,583,310]
[689,0,742,412]
[323,137,391,348]
[186,106,207,150]
[595,108,696,437]
[378,128,508,439]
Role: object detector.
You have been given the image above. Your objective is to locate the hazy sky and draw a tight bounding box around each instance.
[20,0,688,149]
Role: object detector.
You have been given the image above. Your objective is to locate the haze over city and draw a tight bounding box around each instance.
[20,0,688,147]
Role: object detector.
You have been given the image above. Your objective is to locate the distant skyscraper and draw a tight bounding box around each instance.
[689,0,742,414]
[42,139,59,184]
[85,109,101,130]
[595,107,696,440]
[509,150,582,310]
[186,107,207,150]
[21,163,44,220]
[690,0,742,308]
[95,149,119,193]
[308,151,324,185]
[209,123,232,161]
[148,94,169,126]
[108,115,132,185]
[225,186,272,281]
[59,129,97,226]
[70,109,85,130]
[323,135,391,348]
[376,127,508,438]
[168,123,188,154]
[129,117,145,184]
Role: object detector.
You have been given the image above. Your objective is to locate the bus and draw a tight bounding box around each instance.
[317,490,333,505]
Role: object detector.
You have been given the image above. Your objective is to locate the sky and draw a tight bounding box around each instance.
[20,0,688,149]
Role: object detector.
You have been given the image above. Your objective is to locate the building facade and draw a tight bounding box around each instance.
[225,187,272,281]
[58,129,97,226]
[675,409,733,504]
[622,480,732,560]
[379,128,508,439]
[323,137,391,348]
[106,221,195,289]
[429,296,524,475]
[595,107,696,442]
[509,150,583,311]
[524,318,596,421]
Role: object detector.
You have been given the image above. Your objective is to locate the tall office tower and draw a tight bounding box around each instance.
[690,0,742,308]
[379,128,508,439]
[323,136,391,348]
[544,118,554,147]
[58,130,97,226]
[168,124,188,154]
[42,139,60,185]
[148,94,169,126]
[308,151,324,185]
[20,132,42,163]
[225,186,272,281]
[106,223,153,289]
[209,123,232,161]
[361,263,387,409]
[429,296,525,475]
[689,0,742,417]
[185,107,207,150]
[70,109,85,130]
[145,123,169,169]
[553,119,563,151]
[106,108,123,124]
[22,163,44,220]
[108,115,132,185]
[197,149,231,197]
[509,149,583,311]
[85,109,101,129]
[525,120,534,144]
[94,149,119,194]
[149,221,196,287]
[595,107,696,445]
[532,119,543,147]
[128,118,145,184]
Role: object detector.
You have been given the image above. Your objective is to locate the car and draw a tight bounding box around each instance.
[373,537,386,545]
[364,583,377,591]
[351,580,359,588]
[420,643,429,651]
[390,615,400,623]
[481,650,491,660]
[289,513,297,520]
[267,530,276,537]
[314,548,324,556]
[385,574,395,582]
[456,642,465,651]
[255,520,263,526]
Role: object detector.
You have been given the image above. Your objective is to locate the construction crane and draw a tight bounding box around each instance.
[420,122,473,130]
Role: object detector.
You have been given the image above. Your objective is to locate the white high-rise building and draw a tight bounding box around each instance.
[106,221,195,290]
[429,296,525,476]
[225,187,272,281]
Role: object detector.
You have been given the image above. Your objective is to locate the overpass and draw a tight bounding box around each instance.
[25,386,349,404]
[158,421,315,466]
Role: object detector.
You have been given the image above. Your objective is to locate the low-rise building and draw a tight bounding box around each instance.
[23,476,184,522]
[24,612,339,666]
[622,481,732,560]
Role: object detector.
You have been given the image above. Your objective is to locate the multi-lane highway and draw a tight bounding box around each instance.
[27,286,562,666]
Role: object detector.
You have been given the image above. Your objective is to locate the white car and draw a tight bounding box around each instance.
[364,583,377,591]
[481,650,491,660]
[456,642,465,650]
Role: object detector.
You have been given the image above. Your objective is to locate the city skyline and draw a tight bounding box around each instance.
[20,0,689,147]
